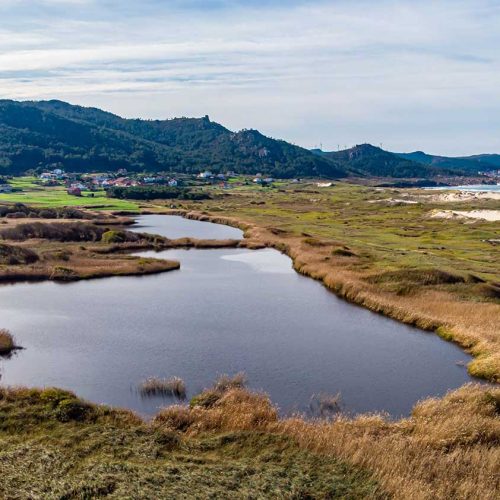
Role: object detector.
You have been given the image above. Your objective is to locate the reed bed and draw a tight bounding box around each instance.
[155,382,500,500]
[139,376,186,398]
[0,328,15,354]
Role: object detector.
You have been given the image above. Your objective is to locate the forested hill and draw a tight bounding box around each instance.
[395,150,500,173]
[313,144,465,178]
[0,100,346,178]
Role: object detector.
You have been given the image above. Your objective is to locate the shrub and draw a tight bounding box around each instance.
[190,390,221,409]
[303,237,329,247]
[0,243,39,265]
[101,230,126,244]
[51,266,78,281]
[0,222,106,242]
[38,209,57,219]
[55,398,93,422]
[5,212,27,219]
[39,388,93,422]
[478,283,500,300]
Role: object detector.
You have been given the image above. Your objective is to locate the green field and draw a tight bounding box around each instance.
[0,177,139,210]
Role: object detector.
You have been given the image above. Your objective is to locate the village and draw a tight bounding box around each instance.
[33,168,280,196]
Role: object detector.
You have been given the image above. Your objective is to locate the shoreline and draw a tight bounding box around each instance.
[1,209,497,383]
[146,209,499,384]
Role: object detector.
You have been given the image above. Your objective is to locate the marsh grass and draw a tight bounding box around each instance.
[368,268,465,286]
[154,382,500,500]
[331,247,357,257]
[139,376,186,399]
[0,328,16,354]
[309,392,343,417]
[213,372,247,392]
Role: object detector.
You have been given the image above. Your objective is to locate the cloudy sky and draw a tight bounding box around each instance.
[0,0,499,155]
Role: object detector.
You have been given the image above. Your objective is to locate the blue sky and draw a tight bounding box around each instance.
[0,0,499,155]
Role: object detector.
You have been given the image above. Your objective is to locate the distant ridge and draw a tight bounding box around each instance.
[313,144,451,178]
[315,144,499,178]
[395,150,500,172]
[0,99,345,178]
[0,99,496,178]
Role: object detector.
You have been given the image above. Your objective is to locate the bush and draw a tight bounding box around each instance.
[303,237,329,247]
[38,209,57,219]
[0,222,106,242]
[101,230,126,244]
[368,268,465,286]
[55,398,93,422]
[153,405,195,432]
[0,243,39,264]
[106,186,210,201]
[39,388,94,422]
[51,266,78,281]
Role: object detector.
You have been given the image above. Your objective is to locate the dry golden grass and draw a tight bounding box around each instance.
[0,386,383,499]
[139,376,186,398]
[154,383,500,500]
[0,328,15,354]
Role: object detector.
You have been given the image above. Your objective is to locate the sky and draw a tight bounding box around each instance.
[0,0,499,155]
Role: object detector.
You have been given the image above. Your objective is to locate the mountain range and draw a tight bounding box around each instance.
[0,99,497,179]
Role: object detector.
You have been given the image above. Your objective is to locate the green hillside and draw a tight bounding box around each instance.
[0,100,345,179]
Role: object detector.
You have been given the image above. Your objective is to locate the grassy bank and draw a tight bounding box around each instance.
[0,386,382,499]
[1,381,498,499]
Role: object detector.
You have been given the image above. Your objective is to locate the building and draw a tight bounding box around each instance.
[198,171,213,179]
[67,187,82,196]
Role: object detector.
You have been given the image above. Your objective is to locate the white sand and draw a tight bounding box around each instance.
[427,191,500,202]
[430,209,500,221]
[369,198,419,204]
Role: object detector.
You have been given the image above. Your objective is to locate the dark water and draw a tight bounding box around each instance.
[0,216,474,418]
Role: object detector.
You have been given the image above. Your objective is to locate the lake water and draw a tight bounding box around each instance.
[131,214,243,239]
[0,216,475,418]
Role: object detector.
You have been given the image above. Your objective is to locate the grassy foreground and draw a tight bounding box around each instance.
[1,381,499,499]
[0,386,382,499]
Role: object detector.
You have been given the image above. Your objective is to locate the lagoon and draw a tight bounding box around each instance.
[0,216,475,418]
